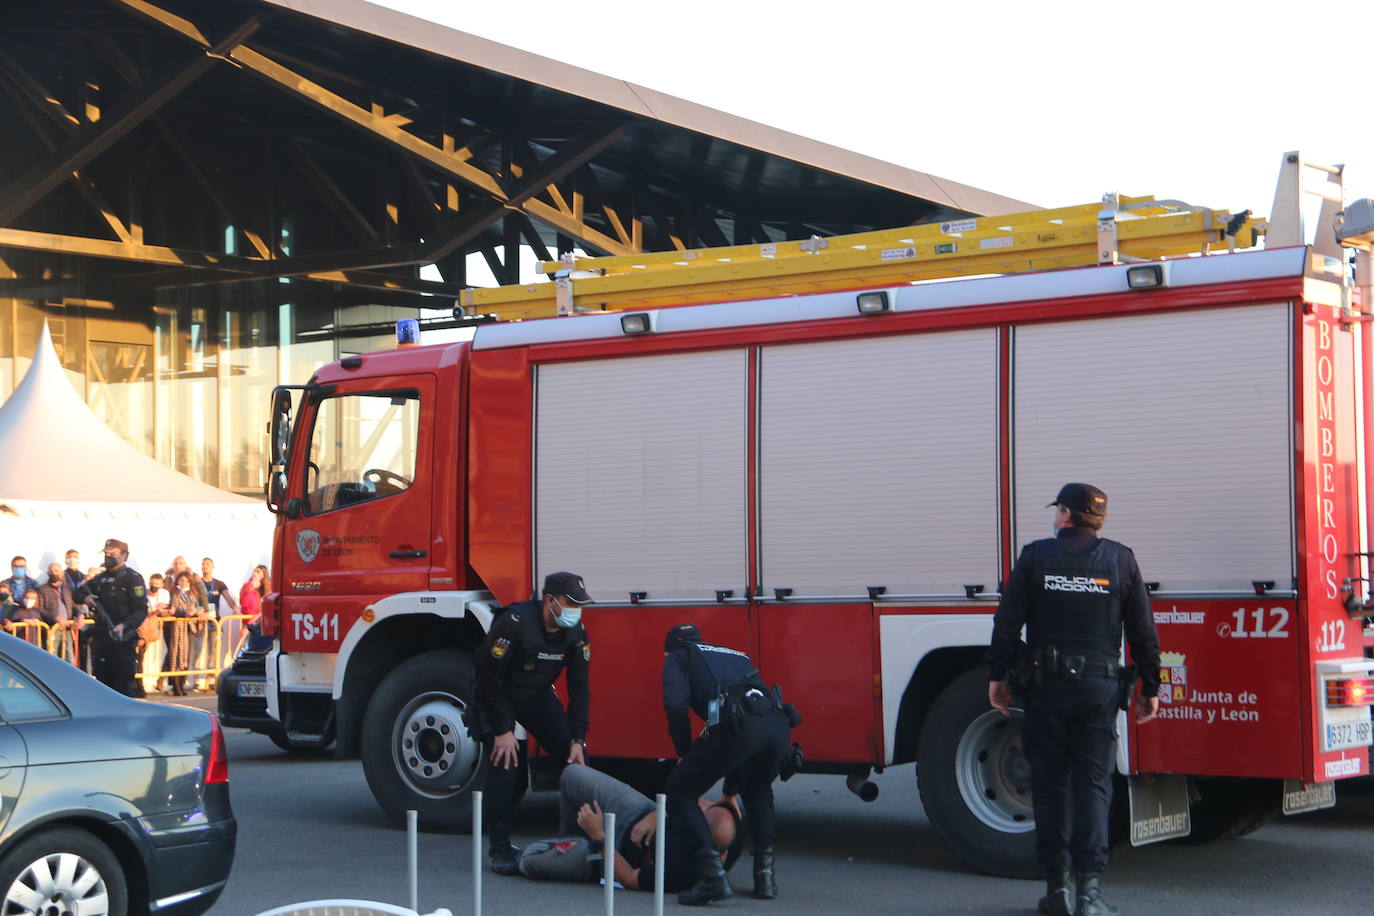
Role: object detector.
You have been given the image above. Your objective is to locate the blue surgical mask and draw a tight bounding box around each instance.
[11,567,24,579]
[554,602,582,629]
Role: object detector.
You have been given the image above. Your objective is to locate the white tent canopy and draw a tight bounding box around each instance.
[0,324,273,589]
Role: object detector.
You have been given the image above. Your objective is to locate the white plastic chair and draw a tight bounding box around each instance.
[253,901,453,916]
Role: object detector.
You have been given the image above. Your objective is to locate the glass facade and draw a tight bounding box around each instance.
[0,290,424,498]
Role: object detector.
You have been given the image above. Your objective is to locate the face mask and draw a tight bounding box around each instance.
[11,567,24,579]
[65,558,79,569]
[102,555,119,570]
[23,599,35,609]
[0,592,9,602]
[553,601,582,629]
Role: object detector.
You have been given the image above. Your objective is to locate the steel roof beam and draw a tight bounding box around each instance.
[0,15,261,226]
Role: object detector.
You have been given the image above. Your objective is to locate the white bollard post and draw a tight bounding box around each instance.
[472,791,483,916]
[604,811,616,916]
[654,794,666,916]
[406,810,418,913]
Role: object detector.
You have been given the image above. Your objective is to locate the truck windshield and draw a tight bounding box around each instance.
[304,391,420,515]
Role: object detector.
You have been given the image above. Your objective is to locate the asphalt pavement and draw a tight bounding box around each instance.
[179,708,1374,916]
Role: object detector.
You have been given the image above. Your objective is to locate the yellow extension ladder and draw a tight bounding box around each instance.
[456,195,1260,321]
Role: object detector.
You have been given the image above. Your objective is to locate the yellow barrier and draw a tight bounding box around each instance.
[5,614,259,689]
[4,619,52,650]
[139,613,258,684]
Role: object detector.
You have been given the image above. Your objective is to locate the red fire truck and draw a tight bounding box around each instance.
[229,153,1374,876]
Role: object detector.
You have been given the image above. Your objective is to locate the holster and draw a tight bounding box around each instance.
[778,741,805,781]
[1008,639,1039,693]
[1116,663,1139,711]
[770,684,803,728]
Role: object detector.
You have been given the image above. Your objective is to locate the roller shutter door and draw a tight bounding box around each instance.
[1012,304,1293,592]
[759,331,1000,598]
[535,349,748,601]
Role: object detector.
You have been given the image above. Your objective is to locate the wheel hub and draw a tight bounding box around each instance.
[393,693,481,798]
[7,853,107,916]
[953,708,1036,834]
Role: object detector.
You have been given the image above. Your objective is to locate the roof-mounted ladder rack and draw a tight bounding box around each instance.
[454,195,1259,322]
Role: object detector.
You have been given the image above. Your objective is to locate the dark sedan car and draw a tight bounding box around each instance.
[0,633,235,916]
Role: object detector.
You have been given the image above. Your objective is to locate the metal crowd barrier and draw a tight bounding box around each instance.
[5,614,259,683]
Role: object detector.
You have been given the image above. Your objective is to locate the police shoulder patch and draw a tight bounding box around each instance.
[490,636,510,659]
[582,645,590,662]
[133,586,145,597]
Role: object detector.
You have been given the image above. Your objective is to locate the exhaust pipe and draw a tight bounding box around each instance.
[846,772,879,802]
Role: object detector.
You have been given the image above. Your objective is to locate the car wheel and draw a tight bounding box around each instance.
[0,827,128,916]
[917,667,1039,878]
[361,649,486,832]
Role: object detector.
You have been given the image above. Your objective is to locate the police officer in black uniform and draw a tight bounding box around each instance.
[74,538,148,697]
[662,624,792,906]
[475,571,593,875]
[987,484,1160,916]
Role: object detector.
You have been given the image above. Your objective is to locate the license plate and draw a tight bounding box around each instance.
[1323,718,1371,752]
[237,680,266,698]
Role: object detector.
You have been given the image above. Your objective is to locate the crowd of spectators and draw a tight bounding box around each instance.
[0,551,269,696]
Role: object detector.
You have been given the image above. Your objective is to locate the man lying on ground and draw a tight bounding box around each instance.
[519,763,741,893]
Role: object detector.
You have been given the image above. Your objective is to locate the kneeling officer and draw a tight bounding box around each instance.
[475,571,593,875]
[662,624,795,906]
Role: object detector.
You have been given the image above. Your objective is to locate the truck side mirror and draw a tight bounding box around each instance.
[269,388,293,466]
[265,387,297,515]
[267,471,288,514]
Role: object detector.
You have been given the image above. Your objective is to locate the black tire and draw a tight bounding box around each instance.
[361,649,487,832]
[917,668,1039,878]
[0,827,128,916]
[1174,778,1281,844]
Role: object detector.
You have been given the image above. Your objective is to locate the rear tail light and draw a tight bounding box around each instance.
[206,714,230,784]
[1325,677,1374,707]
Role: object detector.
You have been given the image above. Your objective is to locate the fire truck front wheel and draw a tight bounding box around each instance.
[917,668,1038,878]
[361,649,486,832]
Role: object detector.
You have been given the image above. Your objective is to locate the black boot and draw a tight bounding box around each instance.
[487,826,521,877]
[1076,873,1118,916]
[752,847,777,899]
[678,849,733,906]
[1037,867,1073,915]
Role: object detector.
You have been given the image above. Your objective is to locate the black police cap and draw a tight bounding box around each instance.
[542,571,594,605]
[1047,482,1108,517]
[664,623,701,652]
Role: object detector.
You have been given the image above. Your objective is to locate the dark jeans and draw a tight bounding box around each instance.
[92,631,138,697]
[665,709,790,856]
[1022,676,1120,874]
[481,689,572,836]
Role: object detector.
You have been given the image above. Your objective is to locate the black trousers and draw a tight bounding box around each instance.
[481,689,572,836]
[1022,676,1119,874]
[665,709,790,857]
[92,631,138,697]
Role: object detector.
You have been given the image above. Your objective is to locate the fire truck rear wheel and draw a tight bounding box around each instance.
[1173,778,1281,844]
[917,668,1039,878]
[361,649,486,832]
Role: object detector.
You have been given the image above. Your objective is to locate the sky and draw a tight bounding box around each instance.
[372,0,1374,230]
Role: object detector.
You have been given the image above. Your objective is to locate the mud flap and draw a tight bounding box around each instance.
[1127,773,1190,846]
[1281,779,1335,815]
